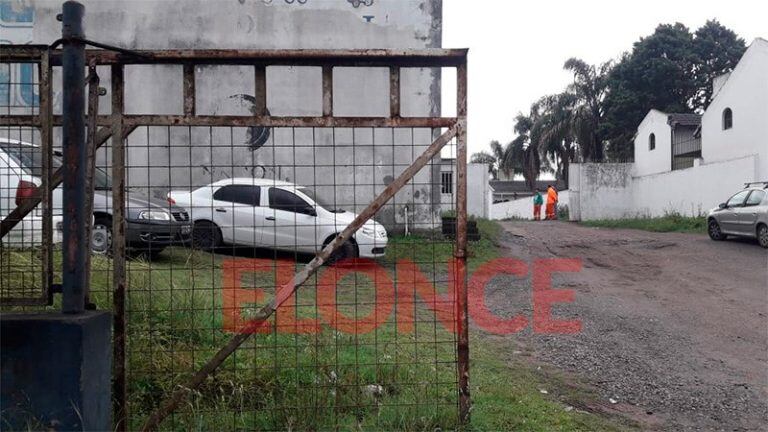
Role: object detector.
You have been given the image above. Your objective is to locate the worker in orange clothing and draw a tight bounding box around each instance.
[546,184,558,220]
[532,189,543,220]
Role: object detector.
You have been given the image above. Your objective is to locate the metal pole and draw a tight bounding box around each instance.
[61,0,87,314]
[455,61,471,424]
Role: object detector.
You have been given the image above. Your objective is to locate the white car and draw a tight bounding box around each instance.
[0,139,64,247]
[168,178,388,261]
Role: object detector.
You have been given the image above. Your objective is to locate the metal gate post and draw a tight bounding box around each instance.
[111,63,128,432]
[61,0,87,314]
[455,61,471,424]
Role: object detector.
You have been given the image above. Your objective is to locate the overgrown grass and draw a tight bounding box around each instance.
[2,220,629,431]
[581,213,706,234]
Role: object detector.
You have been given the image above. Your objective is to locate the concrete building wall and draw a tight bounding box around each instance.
[569,156,759,220]
[439,161,490,219]
[633,110,671,177]
[2,0,444,229]
[632,155,758,216]
[568,163,633,220]
[490,190,569,220]
[701,38,768,180]
[466,163,490,219]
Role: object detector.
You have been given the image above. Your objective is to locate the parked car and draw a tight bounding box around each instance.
[168,178,388,262]
[707,181,768,248]
[1,144,63,247]
[0,138,192,258]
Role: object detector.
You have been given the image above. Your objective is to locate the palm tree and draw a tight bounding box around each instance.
[563,58,611,161]
[508,113,541,190]
[469,151,497,178]
[529,92,579,187]
[489,140,508,179]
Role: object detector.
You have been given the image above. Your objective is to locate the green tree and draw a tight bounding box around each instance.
[510,113,542,190]
[602,23,698,158]
[529,92,579,187]
[692,19,746,110]
[470,151,497,178]
[562,58,611,161]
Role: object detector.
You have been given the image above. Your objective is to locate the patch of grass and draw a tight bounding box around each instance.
[582,213,706,234]
[469,340,634,431]
[1,220,628,430]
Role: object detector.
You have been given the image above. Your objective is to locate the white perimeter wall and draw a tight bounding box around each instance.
[491,190,570,220]
[569,156,760,220]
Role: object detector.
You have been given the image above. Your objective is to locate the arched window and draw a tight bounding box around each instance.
[722,108,733,130]
[648,133,656,151]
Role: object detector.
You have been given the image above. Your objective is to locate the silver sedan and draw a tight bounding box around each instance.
[707,182,768,248]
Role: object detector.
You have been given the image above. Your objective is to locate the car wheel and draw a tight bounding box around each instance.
[326,239,357,266]
[757,224,768,249]
[192,221,221,251]
[92,217,113,255]
[708,219,726,241]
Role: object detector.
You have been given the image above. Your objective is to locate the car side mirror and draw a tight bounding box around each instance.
[718,203,727,209]
[303,206,317,217]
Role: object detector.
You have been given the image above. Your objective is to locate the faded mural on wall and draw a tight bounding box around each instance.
[0,0,37,108]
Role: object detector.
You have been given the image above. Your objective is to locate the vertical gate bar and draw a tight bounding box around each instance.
[455,60,471,424]
[183,63,195,116]
[111,63,128,432]
[83,61,99,305]
[322,65,333,117]
[39,50,53,304]
[389,66,400,117]
[254,65,267,115]
[61,0,87,314]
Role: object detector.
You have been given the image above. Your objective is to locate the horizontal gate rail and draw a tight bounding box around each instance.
[0,114,458,129]
[0,45,467,67]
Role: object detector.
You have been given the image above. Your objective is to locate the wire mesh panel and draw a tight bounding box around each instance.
[0,45,468,430]
[0,52,54,307]
[118,123,460,430]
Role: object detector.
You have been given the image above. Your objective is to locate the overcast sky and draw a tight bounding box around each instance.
[441,0,767,156]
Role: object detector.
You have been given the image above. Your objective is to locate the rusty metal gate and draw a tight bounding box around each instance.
[1,39,469,431]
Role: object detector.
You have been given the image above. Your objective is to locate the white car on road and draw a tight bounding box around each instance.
[168,178,388,261]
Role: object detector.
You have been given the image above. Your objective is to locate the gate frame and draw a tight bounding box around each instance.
[0,44,470,430]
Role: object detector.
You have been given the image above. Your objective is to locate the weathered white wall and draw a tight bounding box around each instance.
[568,163,633,220]
[701,38,768,181]
[438,162,490,219]
[4,0,444,229]
[491,190,569,220]
[632,155,758,216]
[466,163,490,219]
[569,156,759,220]
[633,109,671,177]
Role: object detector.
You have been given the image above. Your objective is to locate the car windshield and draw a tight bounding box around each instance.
[1,143,111,190]
[298,187,344,213]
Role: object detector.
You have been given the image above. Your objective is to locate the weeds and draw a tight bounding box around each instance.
[581,212,706,234]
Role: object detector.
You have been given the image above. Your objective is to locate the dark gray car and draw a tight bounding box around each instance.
[0,141,191,258]
[707,182,768,248]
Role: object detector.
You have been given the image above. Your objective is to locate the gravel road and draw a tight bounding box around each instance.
[485,221,767,431]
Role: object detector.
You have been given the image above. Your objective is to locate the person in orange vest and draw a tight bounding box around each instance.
[532,189,543,220]
[546,184,558,220]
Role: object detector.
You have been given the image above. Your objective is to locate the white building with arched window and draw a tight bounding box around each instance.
[700,38,768,180]
[569,38,767,220]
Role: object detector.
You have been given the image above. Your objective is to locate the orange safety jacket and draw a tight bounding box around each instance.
[546,187,558,205]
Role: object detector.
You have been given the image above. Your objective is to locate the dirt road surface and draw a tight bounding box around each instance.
[486,221,767,431]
